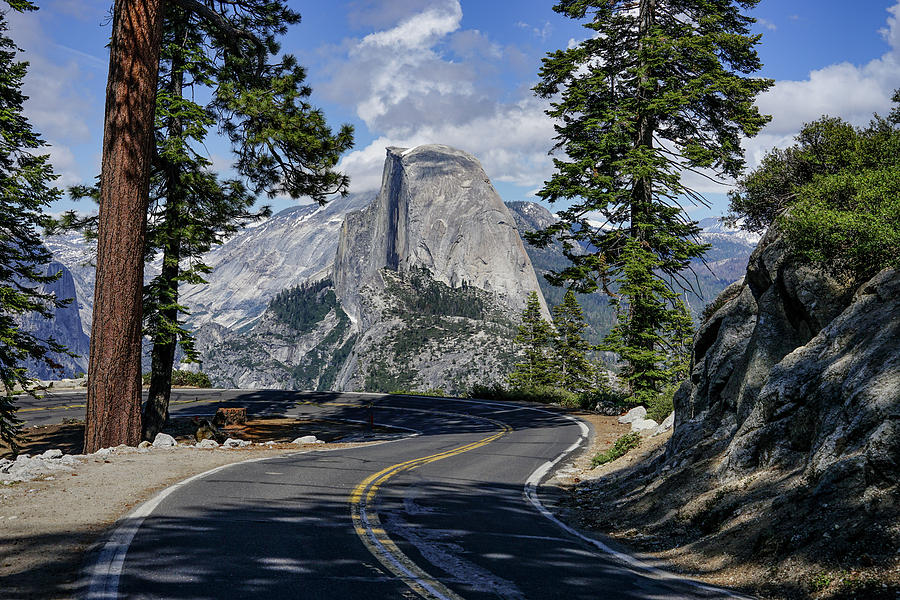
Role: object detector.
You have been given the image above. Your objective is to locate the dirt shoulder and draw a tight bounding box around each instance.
[550,413,900,600]
[0,417,399,600]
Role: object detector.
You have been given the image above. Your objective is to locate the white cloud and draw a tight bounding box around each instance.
[7,8,102,187]
[745,2,900,169]
[359,2,461,49]
[42,142,82,187]
[516,20,552,41]
[323,0,555,195]
[756,18,777,32]
[881,2,900,54]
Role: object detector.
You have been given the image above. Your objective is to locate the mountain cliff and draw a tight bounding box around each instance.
[178,194,372,331]
[18,260,90,378]
[199,145,547,393]
[335,145,549,323]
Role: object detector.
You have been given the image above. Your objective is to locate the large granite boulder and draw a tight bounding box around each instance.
[671,223,898,501]
[334,145,550,323]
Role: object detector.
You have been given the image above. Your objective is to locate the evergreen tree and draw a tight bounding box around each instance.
[508,292,557,388]
[138,2,353,440]
[83,0,164,452]
[528,0,772,401]
[67,1,354,443]
[552,290,594,392]
[0,1,65,453]
[729,101,900,279]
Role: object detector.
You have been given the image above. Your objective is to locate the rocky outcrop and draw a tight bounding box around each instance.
[19,260,90,379]
[180,194,371,330]
[570,227,898,584]
[670,226,899,496]
[334,145,549,323]
[654,225,899,564]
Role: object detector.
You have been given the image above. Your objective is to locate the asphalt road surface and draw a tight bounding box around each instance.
[56,391,744,600]
[16,388,295,428]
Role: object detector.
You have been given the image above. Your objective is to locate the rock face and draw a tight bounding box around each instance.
[180,194,371,330]
[43,233,98,337]
[19,260,91,378]
[667,225,898,554]
[335,145,549,323]
[570,227,898,579]
[200,146,547,394]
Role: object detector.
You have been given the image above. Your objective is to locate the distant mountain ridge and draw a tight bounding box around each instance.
[199,145,545,393]
[505,203,761,341]
[37,150,759,388]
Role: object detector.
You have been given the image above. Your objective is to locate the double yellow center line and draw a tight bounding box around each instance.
[349,413,511,600]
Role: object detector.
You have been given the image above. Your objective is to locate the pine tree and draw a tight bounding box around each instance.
[85,0,164,452]
[508,291,557,389]
[137,1,353,440]
[74,0,353,447]
[528,0,772,401]
[552,290,594,392]
[0,1,65,453]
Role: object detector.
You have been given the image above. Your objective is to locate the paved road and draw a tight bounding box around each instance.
[16,388,315,427]
[73,392,744,600]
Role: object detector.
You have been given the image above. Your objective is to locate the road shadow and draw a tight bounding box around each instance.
[74,453,747,600]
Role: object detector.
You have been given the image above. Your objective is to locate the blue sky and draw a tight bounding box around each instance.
[9,1,900,218]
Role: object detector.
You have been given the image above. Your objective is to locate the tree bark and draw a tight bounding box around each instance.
[85,0,164,453]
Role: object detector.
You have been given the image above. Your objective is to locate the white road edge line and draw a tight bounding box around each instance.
[80,434,420,600]
[82,456,272,600]
[443,396,753,600]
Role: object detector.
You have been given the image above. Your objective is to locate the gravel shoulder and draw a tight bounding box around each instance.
[1,445,305,599]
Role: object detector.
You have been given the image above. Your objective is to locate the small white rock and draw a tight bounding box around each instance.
[197,439,219,448]
[40,449,63,460]
[152,433,177,448]
[618,406,647,424]
[292,435,319,445]
[651,411,675,437]
[631,418,659,435]
[222,438,250,448]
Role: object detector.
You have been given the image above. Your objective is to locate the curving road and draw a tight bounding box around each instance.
[30,391,747,599]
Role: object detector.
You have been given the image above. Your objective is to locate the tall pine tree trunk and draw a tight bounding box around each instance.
[625,0,658,392]
[85,0,163,453]
[142,233,180,440]
[142,22,185,441]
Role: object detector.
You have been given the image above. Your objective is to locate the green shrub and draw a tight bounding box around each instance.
[729,102,900,279]
[591,432,641,467]
[645,384,678,423]
[579,385,628,410]
[467,383,576,406]
[467,382,626,410]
